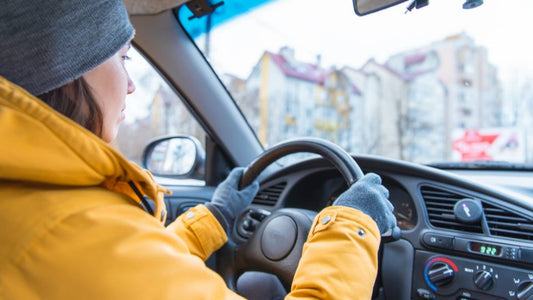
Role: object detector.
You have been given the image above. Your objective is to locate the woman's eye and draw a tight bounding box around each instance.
[122,55,132,61]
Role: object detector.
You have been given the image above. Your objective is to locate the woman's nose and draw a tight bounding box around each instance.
[127,77,136,94]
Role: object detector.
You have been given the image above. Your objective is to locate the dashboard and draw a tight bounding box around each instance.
[281,170,418,230]
[246,155,533,300]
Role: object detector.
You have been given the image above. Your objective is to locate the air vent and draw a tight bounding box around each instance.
[421,185,533,241]
[484,202,533,241]
[421,186,482,233]
[252,182,287,206]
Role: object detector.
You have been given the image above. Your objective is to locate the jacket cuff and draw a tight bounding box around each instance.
[174,204,228,259]
[204,202,230,232]
[310,206,381,243]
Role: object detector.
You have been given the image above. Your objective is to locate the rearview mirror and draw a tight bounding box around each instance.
[142,136,205,179]
[353,0,408,16]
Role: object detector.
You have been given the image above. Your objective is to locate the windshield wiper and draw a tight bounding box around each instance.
[428,161,533,171]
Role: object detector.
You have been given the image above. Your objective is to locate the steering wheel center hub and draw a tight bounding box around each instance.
[261,215,297,261]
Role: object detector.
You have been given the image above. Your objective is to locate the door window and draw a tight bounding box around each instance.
[114,47,206,184]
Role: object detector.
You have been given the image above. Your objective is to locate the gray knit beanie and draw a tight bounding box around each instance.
[0,0,135,96]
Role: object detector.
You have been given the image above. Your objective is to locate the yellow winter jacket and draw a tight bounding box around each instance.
[0,76,380,299]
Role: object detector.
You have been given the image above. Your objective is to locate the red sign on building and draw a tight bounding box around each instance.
[452,130,499,161]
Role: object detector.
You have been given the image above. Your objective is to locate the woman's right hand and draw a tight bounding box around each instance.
[333,172,396,234]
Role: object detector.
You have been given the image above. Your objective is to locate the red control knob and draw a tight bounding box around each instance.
[427,262,455,287]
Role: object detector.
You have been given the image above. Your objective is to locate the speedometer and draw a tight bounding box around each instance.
[386,183,417,230]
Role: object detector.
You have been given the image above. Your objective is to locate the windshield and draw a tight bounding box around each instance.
[178,0,533,166]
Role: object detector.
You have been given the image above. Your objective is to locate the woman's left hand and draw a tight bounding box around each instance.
[206,167,259,231]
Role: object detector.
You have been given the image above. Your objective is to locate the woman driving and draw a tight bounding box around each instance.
[0,0,396,298]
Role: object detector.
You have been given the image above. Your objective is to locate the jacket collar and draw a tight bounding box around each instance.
[0,76,169,222]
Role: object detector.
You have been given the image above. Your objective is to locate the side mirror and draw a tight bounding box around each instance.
[142,136,205,179]
[353,0,408,16]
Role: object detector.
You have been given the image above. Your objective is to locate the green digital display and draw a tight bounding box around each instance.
[470,242,502,256]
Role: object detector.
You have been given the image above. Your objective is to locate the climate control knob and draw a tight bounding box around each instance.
[517,281,533,300]
[474,270,493,290]
[427,262,455,287]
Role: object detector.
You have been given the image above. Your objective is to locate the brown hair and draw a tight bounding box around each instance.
[37,77,103,137]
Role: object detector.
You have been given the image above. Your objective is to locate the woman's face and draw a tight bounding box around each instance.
[83,44,135,143]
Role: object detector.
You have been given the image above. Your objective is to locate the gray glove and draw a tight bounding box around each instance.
[206,167,259,231]
[333,173,396,234]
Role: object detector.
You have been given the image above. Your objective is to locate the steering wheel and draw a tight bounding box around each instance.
[218,137,399,291]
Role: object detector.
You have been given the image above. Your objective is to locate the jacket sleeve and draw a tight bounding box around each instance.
[164,204,380,299]
[164,204,227,261]
[12,203,378,299]
[286,206,381,299]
